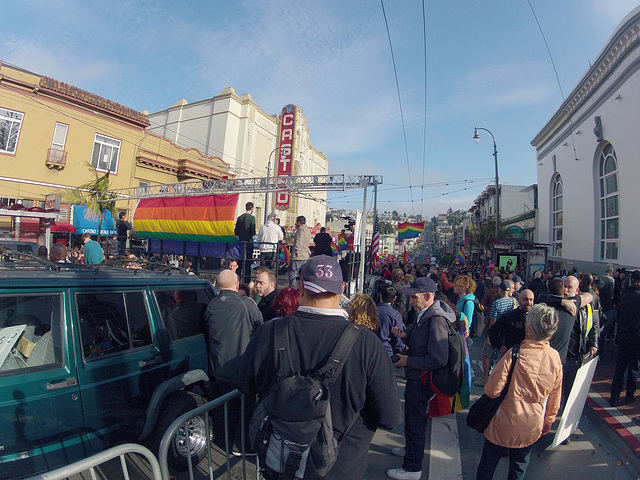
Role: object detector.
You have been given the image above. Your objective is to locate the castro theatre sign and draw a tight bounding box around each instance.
[276,104,296,211]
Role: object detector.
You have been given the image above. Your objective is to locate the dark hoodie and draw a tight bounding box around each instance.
[404,299,455,381]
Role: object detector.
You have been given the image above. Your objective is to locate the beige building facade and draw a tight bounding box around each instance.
[0,63,231,242]
[147,89,329,229]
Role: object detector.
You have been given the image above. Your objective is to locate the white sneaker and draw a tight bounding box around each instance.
[386,468,422,480]
[391,447,406,457]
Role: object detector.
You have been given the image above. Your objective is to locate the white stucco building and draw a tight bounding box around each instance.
[532,6,640,272]
[147,88,328,228]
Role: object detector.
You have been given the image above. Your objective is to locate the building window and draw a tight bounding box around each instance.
[91,134,121,173]
[51,123,68,151]
[552,175,563,256]
[0,107,24,154]
[599,143,619,260]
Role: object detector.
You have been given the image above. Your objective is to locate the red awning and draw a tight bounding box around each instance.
[51,221,76,233]
[18,218,40,232]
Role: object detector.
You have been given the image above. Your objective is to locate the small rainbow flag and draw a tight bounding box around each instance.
[133,195,238,243]
[456,248,466,264]
[337,233,348,251]
[397,221,425,242]
[331,242,338,255]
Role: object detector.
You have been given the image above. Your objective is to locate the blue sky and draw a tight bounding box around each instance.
[3,0,638,218]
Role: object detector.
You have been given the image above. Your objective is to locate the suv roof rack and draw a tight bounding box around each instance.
[0,249,191,276]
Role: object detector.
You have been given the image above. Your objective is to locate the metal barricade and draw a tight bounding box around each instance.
[26,443,162,480]
[158,389,258,480]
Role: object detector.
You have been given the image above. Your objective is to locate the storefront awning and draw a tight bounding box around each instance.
[71,205,116,235]
[51,221,76,233]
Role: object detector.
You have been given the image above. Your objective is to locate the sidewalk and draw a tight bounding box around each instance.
[585,337,640,459]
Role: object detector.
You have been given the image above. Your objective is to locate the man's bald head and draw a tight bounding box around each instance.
[217,269,239,290]
[518,289,534,314]
[564,275,580,297]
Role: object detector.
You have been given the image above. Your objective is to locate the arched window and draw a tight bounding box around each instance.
[552,175,563,256]
[599,143,619,260]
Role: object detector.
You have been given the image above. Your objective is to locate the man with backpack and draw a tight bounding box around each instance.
[387,277,455,480]
[237,255,402,480]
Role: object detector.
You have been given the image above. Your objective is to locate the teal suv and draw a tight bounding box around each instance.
[0,257,216,478]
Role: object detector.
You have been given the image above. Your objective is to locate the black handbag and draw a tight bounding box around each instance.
[466,345,520,433]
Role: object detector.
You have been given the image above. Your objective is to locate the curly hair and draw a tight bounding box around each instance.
[347,293,379,331]
[392,268,405,283]
[454,274,476,295]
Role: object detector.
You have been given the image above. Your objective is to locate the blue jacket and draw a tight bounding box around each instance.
[375,302,405,357]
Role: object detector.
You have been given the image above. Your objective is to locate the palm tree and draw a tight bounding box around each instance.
[63,167,117,243]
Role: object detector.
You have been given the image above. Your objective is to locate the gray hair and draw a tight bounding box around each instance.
[525,304,559,341]
[267,212,277,222]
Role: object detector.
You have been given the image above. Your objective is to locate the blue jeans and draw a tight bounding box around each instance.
[476,438,534,480]
[611,344,638,402]
[402,379,434,472]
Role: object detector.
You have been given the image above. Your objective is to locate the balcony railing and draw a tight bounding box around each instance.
[46,148,67,169]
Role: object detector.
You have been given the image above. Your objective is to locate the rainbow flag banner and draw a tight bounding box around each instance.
[456,248,466,264]
[397,221,425,242]
[133,194,239,243]
[331,242,338,255]
[337,233,348,251]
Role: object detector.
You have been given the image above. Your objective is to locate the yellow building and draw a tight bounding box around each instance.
[0,62,232,242]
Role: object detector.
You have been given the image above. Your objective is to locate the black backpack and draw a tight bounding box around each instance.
[249,321,362,480]
[467,298,486,338]
[422,317,466,396]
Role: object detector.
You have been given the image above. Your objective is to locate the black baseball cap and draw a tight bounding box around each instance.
[404,277,437,295]
[299,255,343,295]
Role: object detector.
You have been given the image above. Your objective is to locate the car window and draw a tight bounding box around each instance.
[77,291,152,359]
[0,294,63,373]
[152,287,213,341]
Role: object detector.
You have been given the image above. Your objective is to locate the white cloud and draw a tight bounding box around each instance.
[590,0,639,25]
[442,62,557,118]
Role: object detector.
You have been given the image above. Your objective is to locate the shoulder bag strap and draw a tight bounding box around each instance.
[498,344,520,401]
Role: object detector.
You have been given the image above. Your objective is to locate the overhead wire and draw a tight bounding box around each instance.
[380,0,415,214]
[526,0,579,161]
[420,0,428,220]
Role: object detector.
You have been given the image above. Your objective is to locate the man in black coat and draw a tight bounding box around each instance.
[255,267,278,321]
[611,270,640,406]
[489,289,534,356]
[388,277,454,480]
[237,256,401,479]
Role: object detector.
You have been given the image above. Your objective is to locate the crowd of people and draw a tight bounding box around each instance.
[16,201,640,479]
[208,238,639,479]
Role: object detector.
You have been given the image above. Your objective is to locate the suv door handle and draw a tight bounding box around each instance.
[46,377,78,390]
[139,356,163,368]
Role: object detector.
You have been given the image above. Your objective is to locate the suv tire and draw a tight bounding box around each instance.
[149,390,210,471]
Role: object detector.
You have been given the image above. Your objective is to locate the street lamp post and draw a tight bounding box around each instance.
[473,127,500,241]
[264,146,283,224]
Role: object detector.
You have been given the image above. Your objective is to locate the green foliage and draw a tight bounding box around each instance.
[62,166,117,242]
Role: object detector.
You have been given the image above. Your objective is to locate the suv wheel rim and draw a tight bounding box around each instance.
[174,415,207,456]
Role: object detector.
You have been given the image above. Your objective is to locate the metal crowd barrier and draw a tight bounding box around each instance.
[26,443,162,480]
[158,389,258,480]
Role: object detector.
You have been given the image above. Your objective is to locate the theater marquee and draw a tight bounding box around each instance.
[276,104,296,211]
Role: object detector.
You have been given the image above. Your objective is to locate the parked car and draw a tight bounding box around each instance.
[0,240,40,255]
[0,258,216,478]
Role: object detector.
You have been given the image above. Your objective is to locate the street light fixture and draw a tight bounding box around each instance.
[264,146,284,224]
[473,127,500,241]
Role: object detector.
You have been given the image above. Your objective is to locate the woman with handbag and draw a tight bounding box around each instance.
[475,304,563,480]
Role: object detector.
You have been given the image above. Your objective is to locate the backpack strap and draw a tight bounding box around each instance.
[312,323,362,389]
[274,318,297,380]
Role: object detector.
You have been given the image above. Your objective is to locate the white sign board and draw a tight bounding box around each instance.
[0,325,26,367]
[551,356,599,448]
